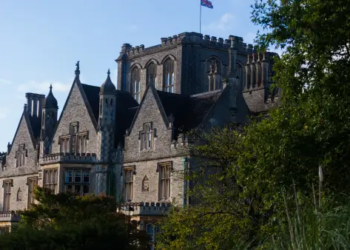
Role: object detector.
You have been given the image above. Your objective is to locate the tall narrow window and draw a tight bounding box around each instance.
[64,169,90,196]
[60,137,69,153]
[3,180,12,211]
[163,59,175,93]
[140,123,154,151]
[15,144,26,167]
[27,177,38,209]
[147,63,157,87]
[43,169,58,194]
[131,67,141,103]
[124,168,134,202]
[159,162,171,200]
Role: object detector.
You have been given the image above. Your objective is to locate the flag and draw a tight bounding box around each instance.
[201,0,213,9]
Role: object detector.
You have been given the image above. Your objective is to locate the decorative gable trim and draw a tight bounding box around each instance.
[9,111,37,154]
[127,83,169,136]
[53,78,99,139]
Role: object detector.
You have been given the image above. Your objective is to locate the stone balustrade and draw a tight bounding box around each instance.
[0,211,21,222]
[39,153,97,165]
[117,202,171,216]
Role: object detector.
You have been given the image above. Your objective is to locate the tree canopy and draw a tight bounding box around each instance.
[0,187,149,250]
[157,0,350,248]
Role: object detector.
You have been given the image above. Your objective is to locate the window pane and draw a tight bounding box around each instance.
[65,171,73,183]
[83,171,90,183]
[74,170,81,183]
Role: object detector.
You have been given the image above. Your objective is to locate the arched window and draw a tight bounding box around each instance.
[163,59,174,93]
[131,67,141,103]
[147,63,157,87]
[207,58,222,91]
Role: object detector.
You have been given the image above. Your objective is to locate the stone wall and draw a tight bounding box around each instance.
[124,86,187,164]
[121,156,185,206]
[0,115,38,178]
[0,174,38,211]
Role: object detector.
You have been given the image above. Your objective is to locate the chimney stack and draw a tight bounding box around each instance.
[25,93,45,118]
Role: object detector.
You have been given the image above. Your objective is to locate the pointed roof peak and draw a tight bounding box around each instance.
[43,84,58,109]
[100,69,116,95]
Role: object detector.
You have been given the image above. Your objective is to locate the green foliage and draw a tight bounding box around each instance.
[0,187,149,250]
[264,195,350,249]
[158,0,350,248]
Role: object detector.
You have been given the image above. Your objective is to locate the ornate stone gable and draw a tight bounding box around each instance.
[124,84,172,163]
[2,113,38,177]
[51,81,98,156]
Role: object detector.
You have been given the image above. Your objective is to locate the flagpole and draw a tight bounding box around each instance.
[200,0,202,34]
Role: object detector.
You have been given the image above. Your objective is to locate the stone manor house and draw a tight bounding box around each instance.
[0,32,278,235]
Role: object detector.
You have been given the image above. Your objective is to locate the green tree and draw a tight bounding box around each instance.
[0,187,149,250]
[158,0,350,248]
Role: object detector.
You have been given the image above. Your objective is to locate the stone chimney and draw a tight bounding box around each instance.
[25,93,45,118]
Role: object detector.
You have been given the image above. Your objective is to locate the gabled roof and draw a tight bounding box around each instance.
[77,83,138,147]
[81,84,101,122]
[9,108,39,154]
[126,83,224,140]
[156,89,223,136]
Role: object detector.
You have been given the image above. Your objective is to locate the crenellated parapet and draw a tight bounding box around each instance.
[117,33,252,61]
[243,50,280,114]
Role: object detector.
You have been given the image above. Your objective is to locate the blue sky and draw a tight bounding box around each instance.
[0,0,259,151]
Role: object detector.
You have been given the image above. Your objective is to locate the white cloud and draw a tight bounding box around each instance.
[0,108,8,120]
[0,79,12,85]
[204,13,234,32]
[17,81,71,94]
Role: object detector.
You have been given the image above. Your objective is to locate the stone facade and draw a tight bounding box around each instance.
[0,31,279,231]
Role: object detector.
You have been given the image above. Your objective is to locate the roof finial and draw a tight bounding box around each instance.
[49,84,53,92]
[75,61,80,77]
[107,69,110,76]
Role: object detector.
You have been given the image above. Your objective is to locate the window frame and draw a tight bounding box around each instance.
[140,122,154,151]
[131,67,141,103]
[147,62,157,87]
[64,168,90,196]
[2,180,13,211]
[123,167,134,202]
[163,59,175,93]
[158,162,171,201]
[27,177,38,209]
[43,169,58,194]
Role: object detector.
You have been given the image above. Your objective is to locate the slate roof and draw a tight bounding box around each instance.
[157,89,223,136]
[28,116,42,139]
[81,84,101,122]
[80,84,139,146]
[80,82,222,146]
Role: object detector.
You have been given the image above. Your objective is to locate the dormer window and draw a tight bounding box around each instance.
[163,59,175,93]
[140,122,155,151]
[131,67,141,103]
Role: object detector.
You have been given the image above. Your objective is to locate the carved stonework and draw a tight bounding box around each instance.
[17,188,22,201]
[142,176,149,192]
